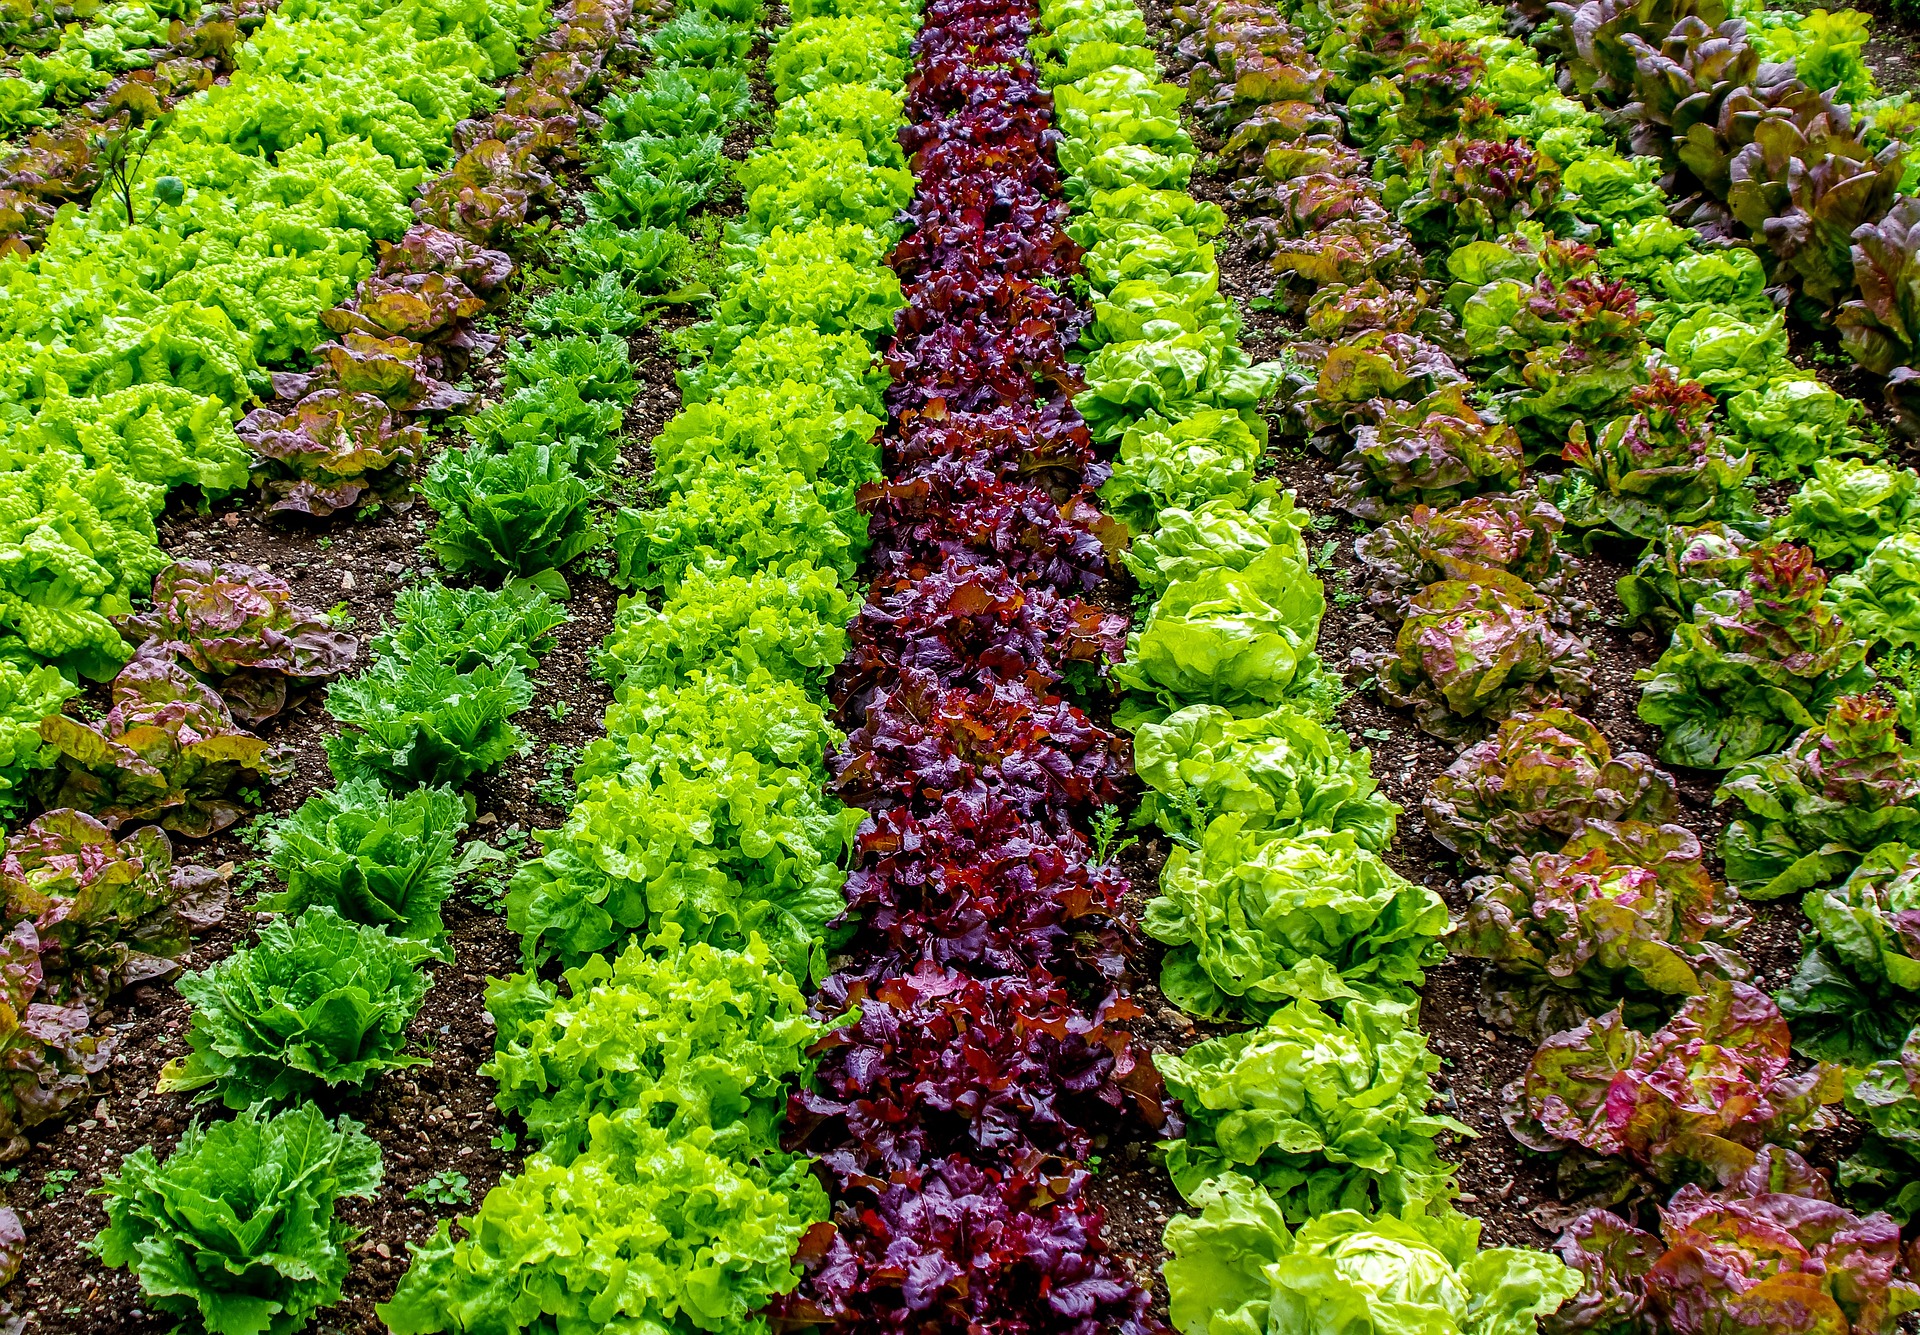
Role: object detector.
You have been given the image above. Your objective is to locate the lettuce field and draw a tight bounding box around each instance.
[7,0,1920,1328]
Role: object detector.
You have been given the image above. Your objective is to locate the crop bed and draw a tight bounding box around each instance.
[5,0,1920,1330]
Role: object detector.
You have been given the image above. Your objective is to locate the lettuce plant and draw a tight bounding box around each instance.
[1163,1175,1581,1335]
[1841,1026,1920,1220]
[0,918,112,1159]
[1354,492,1582,620]
[371,583,567,676]
[1831,533,1920,651]
[792,963,1165,1181]
[118,560,358,723]
[1557,369,1752,541]
[1615,520,1757,633]
[1156,996,1466,1218]
[35,655,289,837]
[1717,693,1920,900]
[1456,819,1747,1038]
[1132,703,1397,852]
[94,1102,383,1335]
[1098,408,1265,534]
[420,441,606,585]
[323,656,533,790]
[1504,979,1844,1189]
[1726,375,1867,477]
[0,661,78,818]
[1114,546,1328,720]
[1424,709,1680,870]
[0,808,227,1010]
[1547,1146,1920,1335]
[1776,844,1920,1064]
[160,907,430,1108]
[484,930,820,1166]
[257,777,472,958]
[1144,818,1448,1018]
[380,1112,826,1335]
[1121,484,1309,599]
[1364,571,1596,741]
[1839,195,1920,376]
[612,461,866,592]
[1661,308,1789,397]
[1331,384,1524,520]
[1779,459,1920,567]
[1636,542,1872,769]
[238,389,424,518]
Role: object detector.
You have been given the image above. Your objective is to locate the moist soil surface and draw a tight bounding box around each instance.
[15,1,1920,1332]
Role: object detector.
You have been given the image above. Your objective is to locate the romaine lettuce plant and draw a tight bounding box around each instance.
[1364,571,1596,741]
[1840,1026,1920,1220]
[160,906,429,1108]
[1717,693,1920,900]
[420,440,606,585]
[0,808,227,1010]
[1144,818,1448,1018]
[323,656,533,790]
[35,655,289,837]
[1546,1146,1920,1335]
[371,583,568,676]
[1637,542,1872,769]
[1504,979,1844,1189]
[118,560,358,723]
[94,1102,383,1335]
[1156,996,1467,1218]
[1132,703,1397,851]
[257,777,472,958]
[1839,195,1920,376]
[1163,1174,1581,1335]
[1424,709,1680,870]
[1776,843,1920,1064]
[1456,819,1748,1038]
[484,930,820,1167]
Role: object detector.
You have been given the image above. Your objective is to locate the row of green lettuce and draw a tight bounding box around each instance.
[67,0,664,1325]
[1029,0,1594,1331]
[376,2,930,1331]
[0,0,549,690]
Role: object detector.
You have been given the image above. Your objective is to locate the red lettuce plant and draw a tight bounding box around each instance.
[0,920,112,1160]
[1424,709,1680,870]
[0,809,226,1011]
[1546,1147,1920,1335]
[1716,693,1920,900]
[1839,196,1920,379]
[1361,571,1596,741]
[238,389,426,518]
[1504,979,1845,1190]
[1455,819,1748,1038]
[1354,492,1583,621]
[1617,521,1759,634]
[1559,370,1753,542]
[34,656,288,837]
[1330,385,1525,519]
[117,561,358,724]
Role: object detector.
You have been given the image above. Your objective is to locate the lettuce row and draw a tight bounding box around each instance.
[1038,0,1590,1328]
[381,4,919,1331]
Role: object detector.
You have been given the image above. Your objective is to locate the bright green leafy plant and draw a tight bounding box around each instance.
[1776,843,1920,1064]
[420,441,607,586]
[1831,532,1920,650]
[257,777,472,957]
[1131,703,1397,852]
[1162,1176,1580,1335]
[1156,996,1467,1218]
[1778,459,1920,567]
[1143,819,1449,1019]
[483,927,822,1165]
[160,907,430,1108]
[324,656,534,790]
[93,1102,383,1335]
